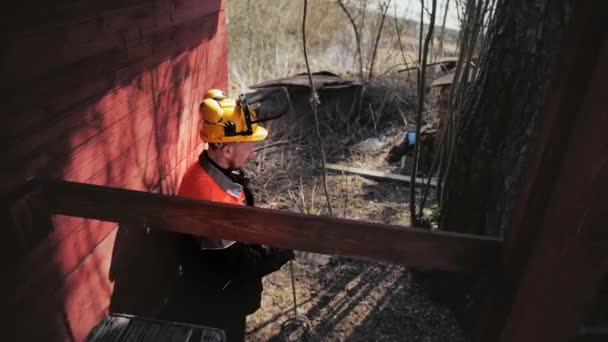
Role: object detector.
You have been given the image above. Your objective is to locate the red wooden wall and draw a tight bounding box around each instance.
[1,0,227,340]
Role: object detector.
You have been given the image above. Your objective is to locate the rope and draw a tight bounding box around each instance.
[279,260,317,342]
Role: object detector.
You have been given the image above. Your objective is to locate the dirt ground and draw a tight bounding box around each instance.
[244,123,465,341]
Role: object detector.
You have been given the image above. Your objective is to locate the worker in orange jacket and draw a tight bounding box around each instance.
[164,89,294,341]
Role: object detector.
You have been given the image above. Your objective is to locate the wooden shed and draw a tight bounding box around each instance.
[2,0,227,340]
[251,71,364,134]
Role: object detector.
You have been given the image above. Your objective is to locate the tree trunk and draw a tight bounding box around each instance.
[441,0,571,237]
[419,0,572,332]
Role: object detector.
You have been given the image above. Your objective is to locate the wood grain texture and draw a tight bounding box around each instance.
[41,179,502,273]
[6,147,200,310]
[3,0,227,340]
[472,2,608,341]
[4,148,201,342]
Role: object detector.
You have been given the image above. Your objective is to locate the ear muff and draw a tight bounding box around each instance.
[205,89,226,101]
[200,98,224,124]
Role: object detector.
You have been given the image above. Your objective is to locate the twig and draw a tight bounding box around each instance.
[336,0,364,79]
[303,0,334,216]
[410,0,437,226]
[288,189,305,214]
[254,139,296,152]
[392,5,418,95]
[418,0,424,67]
[310,183,317,214]
[438,0,451,57]
[418,119,450,217]
[439,0,488,211]
[368,103,378,135]
[342,170,349,219]
[368,0,392,79]
[256,142,266,173]
[299,175,307,213]
[397,59,458,73]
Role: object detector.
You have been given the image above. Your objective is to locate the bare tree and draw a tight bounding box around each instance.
[440,0,571,236]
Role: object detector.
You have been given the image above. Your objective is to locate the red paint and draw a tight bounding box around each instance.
[3,0,227,340]
[4,15,226,164]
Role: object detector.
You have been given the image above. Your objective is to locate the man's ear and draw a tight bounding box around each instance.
[222,143,233,157]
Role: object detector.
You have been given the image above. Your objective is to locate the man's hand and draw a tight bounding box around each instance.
[254,247,294,276]
[269,247,295,263]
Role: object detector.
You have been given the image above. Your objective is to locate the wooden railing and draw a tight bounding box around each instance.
[18,178,502,273]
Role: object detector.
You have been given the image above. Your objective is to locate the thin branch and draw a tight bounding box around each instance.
[368,0,391,79]
[418,0,425,67]
[254,139,298,152]
[393,4,417,95]
[337,0,364,79]
[302,0,334,216]
[410,0,437,226]
[421,0,434,17]
[438,0,451,56]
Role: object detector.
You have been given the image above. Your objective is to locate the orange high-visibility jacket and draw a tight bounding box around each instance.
[172,152,294,321]
[177,153,246,249]
[178,160,245,205]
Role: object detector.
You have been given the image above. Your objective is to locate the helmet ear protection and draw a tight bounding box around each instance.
[200,98,224,124]
[199,98,244,137]
[205,88,226,101]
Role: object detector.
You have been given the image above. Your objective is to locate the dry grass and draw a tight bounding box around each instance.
[244,109,461,340]
[247,260,465,341]
[227,1,462,340]
[227,0,458,95]
[239,76,458,341]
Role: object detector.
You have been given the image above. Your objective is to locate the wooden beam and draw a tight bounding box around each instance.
[473,2,608,341]
[38,179,501,273]
[325,163,438,186]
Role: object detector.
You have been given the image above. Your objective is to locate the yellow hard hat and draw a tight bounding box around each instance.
[199,94,268,143]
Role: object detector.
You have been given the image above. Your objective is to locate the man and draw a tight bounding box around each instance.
[164,89,294,341]
[387,71,454,172]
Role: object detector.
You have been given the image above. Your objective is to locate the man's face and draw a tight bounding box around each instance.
[223,141,257,170]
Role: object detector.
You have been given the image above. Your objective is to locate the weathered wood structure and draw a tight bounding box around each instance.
[2,1,606,342]
[472,2,608,340]
[2,0,227,340]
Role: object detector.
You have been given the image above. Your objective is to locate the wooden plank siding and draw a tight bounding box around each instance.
[7,149,198,316]
[1,0,227,340]
[472,2,608,341]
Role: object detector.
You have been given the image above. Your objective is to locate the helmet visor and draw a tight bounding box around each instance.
[239,87,291,124]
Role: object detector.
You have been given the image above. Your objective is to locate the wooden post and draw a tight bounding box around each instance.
[472,2,608,341]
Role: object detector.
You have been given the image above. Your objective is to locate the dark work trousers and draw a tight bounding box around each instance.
[160,289,249,342]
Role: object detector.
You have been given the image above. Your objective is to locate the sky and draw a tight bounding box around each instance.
[370,0,461,31]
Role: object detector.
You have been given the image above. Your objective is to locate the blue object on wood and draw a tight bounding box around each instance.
[406,130,417,146]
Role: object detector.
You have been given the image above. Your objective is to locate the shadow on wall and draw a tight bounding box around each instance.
[1,0,223,339]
